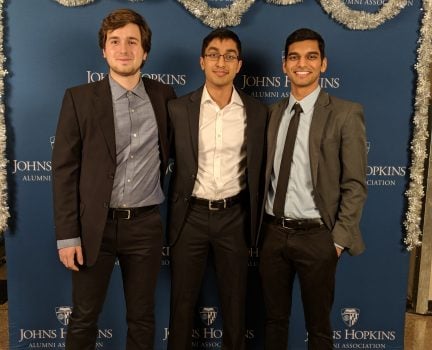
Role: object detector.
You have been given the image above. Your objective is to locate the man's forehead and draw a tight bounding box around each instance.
[206,38,238,51]
[288,40,320,52]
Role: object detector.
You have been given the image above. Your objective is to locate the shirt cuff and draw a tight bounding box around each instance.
[57,237,81,249]
[334,243,344,250]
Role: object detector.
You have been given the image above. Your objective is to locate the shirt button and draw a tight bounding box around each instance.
[127,179,131,183]
[133,133,137,137]
[130,155,134,159]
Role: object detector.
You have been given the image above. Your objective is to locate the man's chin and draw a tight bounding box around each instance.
[111,68,140,77]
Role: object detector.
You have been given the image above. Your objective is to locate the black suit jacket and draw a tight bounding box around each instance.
[52,77,176,266]
[167,86,267,247]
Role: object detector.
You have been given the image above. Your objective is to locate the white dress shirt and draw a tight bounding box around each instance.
[192,86,247,200]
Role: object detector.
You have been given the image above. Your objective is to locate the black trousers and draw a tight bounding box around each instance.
[259,220,338,350]
[168,201,249,350]
[66,206,163,350]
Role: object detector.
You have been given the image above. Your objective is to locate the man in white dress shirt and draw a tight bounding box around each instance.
[166,28,267,350]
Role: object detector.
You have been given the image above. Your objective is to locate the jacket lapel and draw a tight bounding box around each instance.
[95,78,116,162]
[187,87,203,162]
[266,97,289,183]
[238,89,254,169]
[309,90,330,187]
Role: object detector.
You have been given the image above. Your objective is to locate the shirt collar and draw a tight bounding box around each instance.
[288,86,321,115]
[201,85,244,108]
[109,75,146,101]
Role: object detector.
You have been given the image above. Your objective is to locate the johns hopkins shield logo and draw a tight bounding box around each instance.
[341,308,360,327]
[199,307,218,326]
[56,306,73,326]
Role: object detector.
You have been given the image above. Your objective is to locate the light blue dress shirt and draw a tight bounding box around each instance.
[266,87,321,219]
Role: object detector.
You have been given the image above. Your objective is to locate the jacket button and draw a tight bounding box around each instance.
[103,202,109,208]
[184,197,189,202]
[109,173,114,179]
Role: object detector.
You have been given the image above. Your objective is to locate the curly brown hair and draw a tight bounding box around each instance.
[98,8,152,53]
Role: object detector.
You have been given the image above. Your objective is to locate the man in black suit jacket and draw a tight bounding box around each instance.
[167,29,267,350]
[52,9,175,350]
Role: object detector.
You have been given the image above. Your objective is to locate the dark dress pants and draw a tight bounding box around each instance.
[259,221,338,350]
[66,206,163,350]
[168,201,249,350]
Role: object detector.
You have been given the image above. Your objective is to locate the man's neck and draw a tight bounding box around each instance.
[290,84,318,101]
[206,84,234,109]
[109,72,141,91]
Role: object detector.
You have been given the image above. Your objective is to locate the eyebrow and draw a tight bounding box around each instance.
[288,51,320,56]
[107,35,140,41]
[206,46,238,54]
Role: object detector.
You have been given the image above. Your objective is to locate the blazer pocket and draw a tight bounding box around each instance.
[321,136,339,145]
[320,137,340,152]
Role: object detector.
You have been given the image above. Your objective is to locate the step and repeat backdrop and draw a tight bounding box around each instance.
[4,0,423,349]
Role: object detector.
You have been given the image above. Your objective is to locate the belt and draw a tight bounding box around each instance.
[190,193,243,211]
[264,214,323,230]
[108,205,156,220]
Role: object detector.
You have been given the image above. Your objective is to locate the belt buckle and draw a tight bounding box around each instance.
[117,208,132,220]
[208,198,226,211]
[281,217,290,229]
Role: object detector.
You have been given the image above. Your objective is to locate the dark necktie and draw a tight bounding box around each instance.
[273,102,303,217]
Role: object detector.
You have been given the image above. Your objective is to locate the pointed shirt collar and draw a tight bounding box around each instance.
[288,86,321,115]
[109,75,146,101]
[201,85,244,108]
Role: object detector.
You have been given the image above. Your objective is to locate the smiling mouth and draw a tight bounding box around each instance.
[214,70,228,76]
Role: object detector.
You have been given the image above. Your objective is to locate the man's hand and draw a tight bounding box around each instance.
[58,246,83,271]
[335,246,343,258]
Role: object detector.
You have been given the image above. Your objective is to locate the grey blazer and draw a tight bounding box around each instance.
[262,90,367,256]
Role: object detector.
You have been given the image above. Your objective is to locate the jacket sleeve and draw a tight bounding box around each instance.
[52,88,82,241]
[331,102,367,255]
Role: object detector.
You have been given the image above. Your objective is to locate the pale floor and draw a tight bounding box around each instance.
[0,261,431,350]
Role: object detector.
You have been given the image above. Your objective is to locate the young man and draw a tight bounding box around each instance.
[259,28,367,349]
[167,29,267,350]
[52,9,175,350]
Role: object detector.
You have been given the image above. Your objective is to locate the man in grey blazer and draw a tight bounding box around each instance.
[259,28,367,349]
[167,29,267,350]
[52,9,175,350]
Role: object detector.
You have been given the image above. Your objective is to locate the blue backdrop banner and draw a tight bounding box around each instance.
[5,0,420,349]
